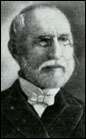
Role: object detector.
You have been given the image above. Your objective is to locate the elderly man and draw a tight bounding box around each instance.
[1,4,85,138]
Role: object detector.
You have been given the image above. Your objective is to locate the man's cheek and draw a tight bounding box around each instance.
[62,47,74,59]
[27,47,47,67]
[32,46,46,56]
[30,47,47,61]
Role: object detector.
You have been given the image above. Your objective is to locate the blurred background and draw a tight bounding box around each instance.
[1,1,85,102]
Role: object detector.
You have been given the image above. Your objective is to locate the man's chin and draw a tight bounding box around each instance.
[36,76,67,89]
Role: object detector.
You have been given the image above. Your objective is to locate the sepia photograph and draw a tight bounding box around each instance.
[1,1,85,138]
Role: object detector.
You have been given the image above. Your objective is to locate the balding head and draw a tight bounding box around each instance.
[8,4,73,56]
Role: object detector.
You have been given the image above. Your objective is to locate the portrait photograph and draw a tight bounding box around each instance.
[1,1,85,138]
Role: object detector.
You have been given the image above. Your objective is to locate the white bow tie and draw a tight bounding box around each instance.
[28,90,57,106]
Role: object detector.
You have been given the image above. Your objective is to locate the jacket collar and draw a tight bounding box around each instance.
[3,80,83,138]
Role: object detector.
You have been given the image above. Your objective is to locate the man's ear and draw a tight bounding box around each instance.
[8,40,19,60]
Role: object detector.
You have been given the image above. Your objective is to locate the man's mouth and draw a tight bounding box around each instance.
[38,60,66,72]
[42,65,65,72]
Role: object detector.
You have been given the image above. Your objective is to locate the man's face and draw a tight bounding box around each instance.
[18,7,75,88]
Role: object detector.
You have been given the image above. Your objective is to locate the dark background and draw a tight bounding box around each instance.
[1,1,85,102]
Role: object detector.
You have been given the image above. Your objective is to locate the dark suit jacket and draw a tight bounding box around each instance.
[1,80,85,138]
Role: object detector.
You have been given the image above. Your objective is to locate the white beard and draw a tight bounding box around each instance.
[19,56,75,89]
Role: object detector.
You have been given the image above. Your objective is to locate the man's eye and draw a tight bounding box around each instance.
[58,36,69,42]
[39,40,47,46]
[58,36,71,46]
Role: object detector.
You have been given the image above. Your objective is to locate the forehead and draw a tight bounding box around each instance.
[25,7,71,37]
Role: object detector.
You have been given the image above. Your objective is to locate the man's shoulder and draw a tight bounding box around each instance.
[63,89,85,126]
[63,89,84,108]
[1,87,12,102]
[55,89,85,138]
[64,91,85,138]
[1,80,21,105]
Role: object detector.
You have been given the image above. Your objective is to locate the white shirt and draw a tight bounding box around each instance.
[19,76,60,117]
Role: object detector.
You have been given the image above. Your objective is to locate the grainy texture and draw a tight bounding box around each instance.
[1,2,85,139]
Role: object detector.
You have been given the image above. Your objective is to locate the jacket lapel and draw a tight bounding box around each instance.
[43,90,83,138]
[3,80,49,138]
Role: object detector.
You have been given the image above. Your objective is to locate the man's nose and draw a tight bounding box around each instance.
[48,37,62,59]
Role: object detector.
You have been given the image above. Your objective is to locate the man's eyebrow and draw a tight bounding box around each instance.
[58,34,70,37]
[34,33,70,40]
[38,35,53,39]
[39,33,70,37]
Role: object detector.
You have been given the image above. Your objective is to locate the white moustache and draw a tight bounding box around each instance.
[38,60,66,72]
